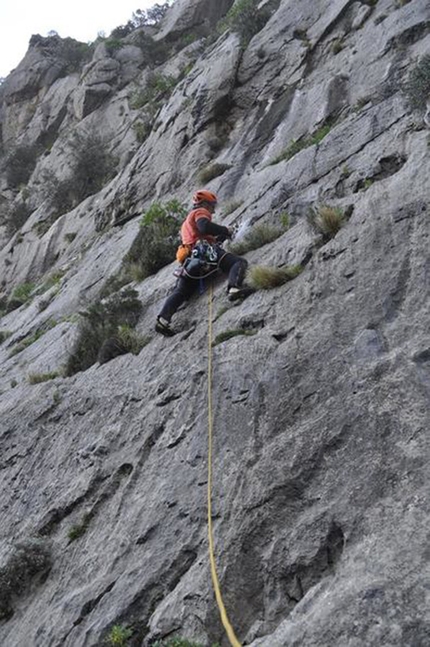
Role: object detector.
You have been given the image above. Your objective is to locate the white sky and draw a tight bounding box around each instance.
[0,0,162,78]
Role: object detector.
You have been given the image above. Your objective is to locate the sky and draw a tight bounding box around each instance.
[0,0,163,78]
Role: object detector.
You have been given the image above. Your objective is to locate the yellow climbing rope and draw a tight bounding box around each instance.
[207,284,242,647]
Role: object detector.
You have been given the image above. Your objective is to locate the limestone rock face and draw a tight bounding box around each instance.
[0,35,86,144]
[0,1,429,646]
[156,0,235,40]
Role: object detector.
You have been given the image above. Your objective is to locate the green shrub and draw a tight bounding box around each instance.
[101,200,186,297]
[198,162,231,184]
[117,200,187,293]
[247,264,302,290]
[141,3,171,26]
[6,144,39,188]
[308,205,346,238]
[28,371,59,384]
[130,73,177,109]
[0,538,51,621]
[0,295,7,315]
[71,131,117,196]
[219,0,273,44]
[404,54,430,111]
[229,222,287,255]
[64,232,77,243]
[133,120,151,143]
[64,288,143,376]
[40,177,77,223]
[107,624,133,646]
[109,2,171,39]
[105,38,125,54]
[60,38,93,72]
[5,201,34,236]
[130,200,185,274]
[130,89,148,110]
[41,132,117,223]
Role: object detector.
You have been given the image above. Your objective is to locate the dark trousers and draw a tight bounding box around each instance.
[159,248,248,322]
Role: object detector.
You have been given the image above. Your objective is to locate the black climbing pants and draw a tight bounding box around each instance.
[159,248,248,323]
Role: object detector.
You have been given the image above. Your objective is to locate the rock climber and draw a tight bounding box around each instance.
[155,189,251,336]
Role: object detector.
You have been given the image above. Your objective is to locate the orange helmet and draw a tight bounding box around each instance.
[192,189,218,206]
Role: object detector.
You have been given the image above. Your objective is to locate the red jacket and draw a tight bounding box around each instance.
[181,207,216,246]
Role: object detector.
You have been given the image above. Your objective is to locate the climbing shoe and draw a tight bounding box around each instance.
[227,286,255,302]
[155,316,175,337]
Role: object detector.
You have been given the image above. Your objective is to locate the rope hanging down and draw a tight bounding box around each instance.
[207,284,242,647]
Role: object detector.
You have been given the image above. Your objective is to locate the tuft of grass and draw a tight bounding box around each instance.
[247,265,303,290]
[6,282,35,312]
[270,122,334,165]
[68,521,88,542]
[9,321,57,357]
[223,200,243,216]
[279,212,290,229]
[64,232,77,243]
[229,222,286,255]
[308,205,346,238]
[153,637,208,647]
[106,624,133,646]
[97,325,150,365]
[331,38,344,54]
[0,330,12,344]
[270,139,305,165]
[214,305,231,321]
[68,512,93,543]
[341,165,351,178]
[36,270,65,296]
[212,328,256,346]
[404,53,430,111]
[198,162,231,184]
[28,371,59,384]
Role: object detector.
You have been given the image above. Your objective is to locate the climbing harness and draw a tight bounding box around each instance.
[207,284,242,647]
[175,240,227,293]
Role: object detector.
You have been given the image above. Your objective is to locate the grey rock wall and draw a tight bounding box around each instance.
[0,1,429,646]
